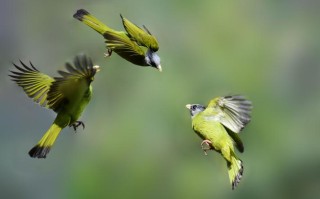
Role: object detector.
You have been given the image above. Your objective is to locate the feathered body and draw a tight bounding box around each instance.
[73,9,161,71]
[10,55,99,158]
[186,95,252,189]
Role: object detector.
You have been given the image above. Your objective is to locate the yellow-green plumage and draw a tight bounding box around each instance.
[10,55,99,158]
[73,9,161,71]
[186,95,252,189]
[120,14,159,51]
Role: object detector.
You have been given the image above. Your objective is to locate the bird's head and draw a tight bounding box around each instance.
[145,49,162,72]
[89,65,100,82]
[68,54,100,84]
[186,104,206,118]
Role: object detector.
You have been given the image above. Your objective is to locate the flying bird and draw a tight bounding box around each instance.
[9,54,100,158]
[186,95,252,189]
[73,9,162,71]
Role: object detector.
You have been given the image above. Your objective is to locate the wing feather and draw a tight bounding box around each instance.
[46,54,97,112]
[120,14,159,51]
[103,31,148,66]
[206,95,252,133]
[9,61,54,107]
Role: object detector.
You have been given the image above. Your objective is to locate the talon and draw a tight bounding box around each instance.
[201,140,212,155]
[104,49,113,57]
[80,122,85,129]
[70,121,85,133]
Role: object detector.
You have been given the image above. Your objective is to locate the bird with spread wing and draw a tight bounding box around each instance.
[9,54,100,158]
[186,95,252,189]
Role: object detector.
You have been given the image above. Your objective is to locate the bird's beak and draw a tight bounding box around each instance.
[156,65,162,72]
[185,104,191,109]
[93,65,100,72]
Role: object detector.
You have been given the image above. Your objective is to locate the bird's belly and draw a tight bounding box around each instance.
[64,94,91,124]
[114,50,148,66]
[193,121,227,151]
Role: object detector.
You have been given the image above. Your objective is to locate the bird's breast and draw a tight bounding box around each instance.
[192,118,229,149]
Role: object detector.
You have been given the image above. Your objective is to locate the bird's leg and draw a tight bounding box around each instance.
[70,121,85,132]
[104,49,113,57]
[201,140,212,156]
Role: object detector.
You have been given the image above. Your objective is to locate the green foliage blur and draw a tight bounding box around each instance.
[1,0,320,198]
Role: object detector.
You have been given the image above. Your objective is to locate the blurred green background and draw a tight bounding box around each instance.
[1,0,320,198]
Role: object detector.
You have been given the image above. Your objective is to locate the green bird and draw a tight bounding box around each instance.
[186,95,252,189]
[73,9,162,71]
[9,55,100,158]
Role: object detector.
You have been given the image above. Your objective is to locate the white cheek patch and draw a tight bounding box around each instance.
[145,56,150,64]
[152,52,161,64]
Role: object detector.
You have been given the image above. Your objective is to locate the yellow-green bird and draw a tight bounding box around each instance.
[9,55,100,158]
[73,9,162,71]
[186,95,252,189]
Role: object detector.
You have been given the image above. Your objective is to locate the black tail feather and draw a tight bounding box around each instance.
[73,9,90,21]
[28,145,51,158]
[232,163,243,190]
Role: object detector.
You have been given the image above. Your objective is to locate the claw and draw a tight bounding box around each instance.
[201,140,212,155]
[104,49,113,57]
[70,121,85,132]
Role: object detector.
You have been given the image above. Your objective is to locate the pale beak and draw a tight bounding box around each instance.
[185,104,191,109]
[157,65,162,72]
[93,65,100,72]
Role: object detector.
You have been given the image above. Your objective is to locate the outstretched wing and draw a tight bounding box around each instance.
[103,31,148,66]
[47,54,98,112]
[9,61,54,108]
[205,95,252,133]
[120,14,159,51]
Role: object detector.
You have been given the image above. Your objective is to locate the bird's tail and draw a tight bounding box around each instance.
[227,155,244,189]
[29,123,62,158]
[73,9,112,35]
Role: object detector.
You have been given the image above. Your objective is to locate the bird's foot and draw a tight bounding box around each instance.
[201,140,212,155]
[104,49,113,57]
[70,121,85,132]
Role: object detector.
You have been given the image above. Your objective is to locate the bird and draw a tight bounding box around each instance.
[186,95,252,189]
[9,54,100,158]
[73,9,162,71]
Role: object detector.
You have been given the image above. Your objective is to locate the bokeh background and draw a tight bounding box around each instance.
[1,0,320,198]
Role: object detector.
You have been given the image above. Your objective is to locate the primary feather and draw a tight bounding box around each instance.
[205,95,252,133]
[120,14,159,51]
[9,61,54,107]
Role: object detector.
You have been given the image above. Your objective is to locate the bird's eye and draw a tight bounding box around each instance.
[192,105,197,110]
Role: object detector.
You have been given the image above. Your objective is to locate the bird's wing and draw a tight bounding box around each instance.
[46,54,98,112]
[9,61,54,108]
[226,128,244,153]
[120,15,159,51]
[205,95,252,133]
[103,30,148,64]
